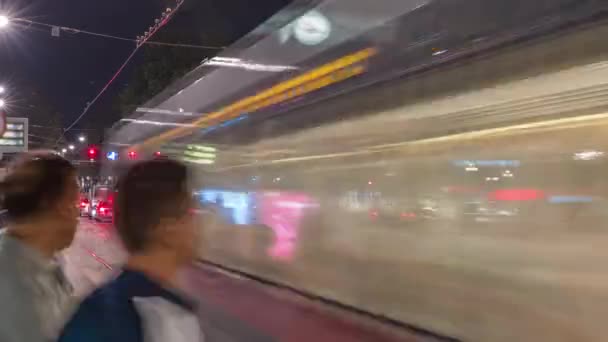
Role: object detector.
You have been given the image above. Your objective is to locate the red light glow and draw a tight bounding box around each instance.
[401,212,417,219]
[87,147,98,158]
[489,189,544,201]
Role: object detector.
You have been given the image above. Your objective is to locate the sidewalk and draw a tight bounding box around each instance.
[184,265,423,342]
[62,219,125,296]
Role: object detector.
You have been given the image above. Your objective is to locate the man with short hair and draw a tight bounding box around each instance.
[59,159,202,342]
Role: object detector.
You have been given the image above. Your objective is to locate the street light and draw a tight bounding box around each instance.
[68,144,75,150]
[0,15,10,28]
[61,148,67,153]
[0,86,6,94]
[0,99,6,108]
[78,135,86,143]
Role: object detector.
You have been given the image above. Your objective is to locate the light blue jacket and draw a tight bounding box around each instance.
[0,232,73,341]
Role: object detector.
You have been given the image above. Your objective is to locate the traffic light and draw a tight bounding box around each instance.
[153,151,169,160]
[87,146,99,160]
[128,151,138,160]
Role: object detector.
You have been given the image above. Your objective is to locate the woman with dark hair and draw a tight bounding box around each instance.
[0,153,79,342]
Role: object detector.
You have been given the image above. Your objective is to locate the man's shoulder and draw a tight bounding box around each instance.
[72,282,140,322]
[74,286,121,313]
[59,284,141,342]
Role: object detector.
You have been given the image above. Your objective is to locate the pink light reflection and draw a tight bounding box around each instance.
[258,192,318,261]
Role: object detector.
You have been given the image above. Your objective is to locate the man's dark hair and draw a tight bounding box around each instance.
[115,159,190,253]
[1,153,76,222]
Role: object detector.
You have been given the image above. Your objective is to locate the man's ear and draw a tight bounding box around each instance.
[152,216,181,248]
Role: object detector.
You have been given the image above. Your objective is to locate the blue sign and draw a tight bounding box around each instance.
[201,114,249,135]
[198,189,254,225]
[548,196,594,204]
[106,151,118,161]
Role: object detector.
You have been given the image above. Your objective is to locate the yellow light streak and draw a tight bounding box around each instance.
[218,111,608,170]
[134,48,377,150]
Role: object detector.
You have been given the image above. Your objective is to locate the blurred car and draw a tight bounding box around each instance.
[86,185,116,222]
[369,200,440,227]
[90,197,114,222]
[78,193,90,217]
[461,201,520,225]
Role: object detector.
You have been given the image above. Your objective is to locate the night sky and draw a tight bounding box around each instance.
[0,0,291,135]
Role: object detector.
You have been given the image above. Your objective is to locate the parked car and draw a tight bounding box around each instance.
[78,193,90,217]
[86,185,116,222]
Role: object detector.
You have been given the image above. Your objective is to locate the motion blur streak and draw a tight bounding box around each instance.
[136,48,376,149]
[107,1,608,341]
[220,111,608,170]
[119,118,198,127]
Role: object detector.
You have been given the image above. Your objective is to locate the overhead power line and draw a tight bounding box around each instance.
[29,133,58,142]
[61,49,139,136]
[13,18,225,50]
[30,124,99,131]
[58,0,187,143]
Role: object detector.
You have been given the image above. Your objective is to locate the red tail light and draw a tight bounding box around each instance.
[98,201,110,215]
[401,212,417,219]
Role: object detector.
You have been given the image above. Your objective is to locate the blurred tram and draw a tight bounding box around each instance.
[107,1,608,341]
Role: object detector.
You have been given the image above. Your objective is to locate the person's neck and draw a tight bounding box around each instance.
[126,252,181,288]
[7,221,58,259]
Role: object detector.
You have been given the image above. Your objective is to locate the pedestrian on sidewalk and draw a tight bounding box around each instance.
[58,159,203,342]
[0,153,79,342]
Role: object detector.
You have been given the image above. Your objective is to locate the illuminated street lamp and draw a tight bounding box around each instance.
[68,144,75,150]
[0,86,6,94]
[0,99,6,108]
[61,148,67,153]
[0,15,9,28]
[78,135,86,143]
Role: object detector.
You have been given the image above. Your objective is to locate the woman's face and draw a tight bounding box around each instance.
[52,172,80,250]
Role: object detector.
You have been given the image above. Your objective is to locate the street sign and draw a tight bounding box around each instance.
[0,117,28,153]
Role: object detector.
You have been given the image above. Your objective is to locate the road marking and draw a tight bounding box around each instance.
[84,247,113,270]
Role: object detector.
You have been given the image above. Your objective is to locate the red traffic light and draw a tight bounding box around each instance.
[87,146,99,159]
[153,151,168,160]
[128,151,138,160]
